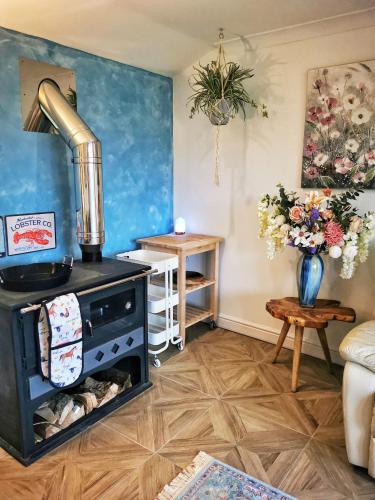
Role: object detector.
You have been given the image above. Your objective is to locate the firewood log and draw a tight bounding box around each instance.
[122,372,132,392]
[93,369,132,392]
[35,405,57,424]
[81,377,119,405]
[33,415,61,439]
[73,392,98,413]
[98,383,120,407]
[60,403,85,428]
[49,394,74,426]
[44,424,62,439]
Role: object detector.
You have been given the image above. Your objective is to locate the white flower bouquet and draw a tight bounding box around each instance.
[258,185,374,279]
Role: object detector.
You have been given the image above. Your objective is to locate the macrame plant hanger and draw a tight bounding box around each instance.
[214,28,226,186]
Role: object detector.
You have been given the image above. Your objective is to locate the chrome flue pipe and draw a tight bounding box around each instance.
[37,79,104,261]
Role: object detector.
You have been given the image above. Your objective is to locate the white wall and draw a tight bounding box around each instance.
[173,14,375,363]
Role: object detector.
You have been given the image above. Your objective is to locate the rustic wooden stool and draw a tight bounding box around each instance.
[266,297,356,392]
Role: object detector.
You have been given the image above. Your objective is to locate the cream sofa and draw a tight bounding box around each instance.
[339,321,375,478]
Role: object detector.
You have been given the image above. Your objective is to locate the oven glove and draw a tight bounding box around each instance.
[38,293,83,388]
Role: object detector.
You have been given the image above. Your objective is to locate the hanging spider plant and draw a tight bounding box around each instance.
[188,29,268,185]
[188,60,267,125]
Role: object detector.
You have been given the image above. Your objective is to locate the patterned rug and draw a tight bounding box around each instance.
[157,451,296,499]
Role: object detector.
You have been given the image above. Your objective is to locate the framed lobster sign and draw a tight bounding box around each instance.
[5,212,56,256]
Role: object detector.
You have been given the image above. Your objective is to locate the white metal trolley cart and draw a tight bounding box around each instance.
[116,250,183,367]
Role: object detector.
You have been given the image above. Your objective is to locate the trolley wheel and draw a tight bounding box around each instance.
[209,320,217,330]
[152,357,161,368]
[177,340,184,351]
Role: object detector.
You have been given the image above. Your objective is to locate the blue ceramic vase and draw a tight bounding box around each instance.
[297,253,324,308]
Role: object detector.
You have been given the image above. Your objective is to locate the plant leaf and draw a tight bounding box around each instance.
[319,176,335,187]
[365,167,375,184]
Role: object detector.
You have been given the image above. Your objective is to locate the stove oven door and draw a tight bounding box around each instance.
[79,277,145,349]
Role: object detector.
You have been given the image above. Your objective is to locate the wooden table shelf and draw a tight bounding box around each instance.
[151,276,215,294]
[138,233,224,344]
[174,304,213,328]
[185,278,215,294]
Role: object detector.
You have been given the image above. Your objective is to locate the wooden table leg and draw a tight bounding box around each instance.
[177,251,186,346]
[292,325,304,392]
[209,242,220,325]
[316,327,333,374]
[272,321,290,363]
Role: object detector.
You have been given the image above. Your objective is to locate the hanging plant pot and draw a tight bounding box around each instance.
[187,28,268,185]
[208,98,231,126]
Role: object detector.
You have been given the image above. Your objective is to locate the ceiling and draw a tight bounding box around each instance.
[1,0,375,75]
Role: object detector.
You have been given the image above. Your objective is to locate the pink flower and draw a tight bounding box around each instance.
[365,150,375,166]
[320,113,335,126]
[335,157,354,175]
[305,166,319,179]
[327,97,338,110]
[304,142,318,157]
[308,106,322,122]
[324,220,344,247]
[289,206,305,223]
[353,171,365,184]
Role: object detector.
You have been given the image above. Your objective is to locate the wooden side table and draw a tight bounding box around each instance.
[266,297,356,392]
[137,233,224,346]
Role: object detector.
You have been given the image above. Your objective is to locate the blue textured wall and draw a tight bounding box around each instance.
[0,27,173,265]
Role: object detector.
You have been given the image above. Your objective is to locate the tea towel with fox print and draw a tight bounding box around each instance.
[38,293,83,388]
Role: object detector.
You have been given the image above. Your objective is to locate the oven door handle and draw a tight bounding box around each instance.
[19,269,156,315]
[86,319,94,337]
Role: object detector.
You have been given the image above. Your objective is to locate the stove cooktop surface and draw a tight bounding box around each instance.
[0,258,150,310]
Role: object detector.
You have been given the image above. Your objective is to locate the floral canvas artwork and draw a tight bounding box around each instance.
[301,60,375,189]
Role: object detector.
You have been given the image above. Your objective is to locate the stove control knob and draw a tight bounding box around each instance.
[125,301,132,311]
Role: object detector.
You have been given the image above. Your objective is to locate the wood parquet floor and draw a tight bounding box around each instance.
[1,327,374,499]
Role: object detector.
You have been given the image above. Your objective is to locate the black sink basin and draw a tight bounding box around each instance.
[0,262,73,292]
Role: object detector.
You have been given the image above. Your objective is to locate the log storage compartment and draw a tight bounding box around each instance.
[33,360,136,442]
[0,259,152,465]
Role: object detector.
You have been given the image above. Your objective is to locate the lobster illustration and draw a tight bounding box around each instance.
[13,229,52,246]
[59,346,77,362]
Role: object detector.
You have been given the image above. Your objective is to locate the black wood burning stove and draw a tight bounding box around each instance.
[0,258,152,465]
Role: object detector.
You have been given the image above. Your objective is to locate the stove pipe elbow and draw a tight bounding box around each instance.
[38,79,104,262]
